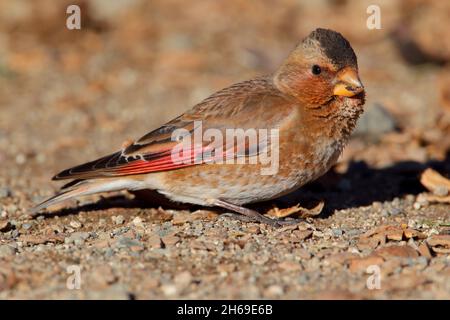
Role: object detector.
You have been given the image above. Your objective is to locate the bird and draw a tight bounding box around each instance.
[33,28,365,227]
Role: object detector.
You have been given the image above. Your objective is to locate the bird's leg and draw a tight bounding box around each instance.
[213,199,302,227]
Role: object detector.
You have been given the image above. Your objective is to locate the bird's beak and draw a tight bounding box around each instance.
[333,68,364,97]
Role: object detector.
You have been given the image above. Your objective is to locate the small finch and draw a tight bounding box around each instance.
[33,28,365,227]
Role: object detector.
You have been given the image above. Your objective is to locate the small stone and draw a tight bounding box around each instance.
[246,225,260,234]
[116,236,143,251]
[161,235,180,247]
[0,187,12,198]
[22,222,33,231]
[161,284,178,297]
[332,228,343,237]
[292,230,313,240]
[173,271,192,289]
[349,255,384,273]
[65,232,90,245]
[219,263,237,275]
[20,234,54,245]
[132,217,144,227]
[113,215,125,225]
[418,243,433,259]
[70,221,82,229]
[372,201,383,210]
[404,228,426,239]
[427,235,450,253]
[172,212,191,225]
[6,205,18,215]
[404,195,415,205]
[376,245,419,259]
[0,244,17,257]
[385,229,403,241]
[147,234,162,249]
[433,185,449,197]
[346,229,361,237]
[413,202,421,210]
[416,194,429,206]
[389,208,402,216]
[264,285,284,297]
[15,153,26,164]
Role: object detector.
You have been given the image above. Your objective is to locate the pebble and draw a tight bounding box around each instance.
[113,215,125,225]
[389,208,402,216]
[346,229,361,237]
[173,271,192,289]
[116,236,143,250]
[0,187,12,198]
[132,216,144,227]
[22,222,33,230]
[0,244,17,257]
[433,186,449,197]
[332,228,343,237]
[6,205,18,214]
[104,248,114,258]
[70,221,82,229]
[65,232,90,245]
[264,285,284,297]
[405,195,416,205]
[372,201,383,210]
[161,284,178,297]
[416,194,429,206]
[16,153,26,164]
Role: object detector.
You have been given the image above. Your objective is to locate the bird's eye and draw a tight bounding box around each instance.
[312,65,321,75]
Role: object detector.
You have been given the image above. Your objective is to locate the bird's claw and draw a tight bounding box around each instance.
[221,212,304,228]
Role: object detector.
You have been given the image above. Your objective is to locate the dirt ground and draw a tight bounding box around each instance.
[1,0,450,299]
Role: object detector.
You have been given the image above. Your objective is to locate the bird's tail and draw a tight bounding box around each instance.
[31,178,137,214]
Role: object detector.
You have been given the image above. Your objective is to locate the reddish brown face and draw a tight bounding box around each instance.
[294,63,364,106]
[274,28,364,108]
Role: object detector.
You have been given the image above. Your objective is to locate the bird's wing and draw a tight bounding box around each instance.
[53,78,297,180]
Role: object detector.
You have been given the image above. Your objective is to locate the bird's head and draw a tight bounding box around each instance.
[274,28,365,109]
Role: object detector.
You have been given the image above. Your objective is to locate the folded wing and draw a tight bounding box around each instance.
[53,77,297,181]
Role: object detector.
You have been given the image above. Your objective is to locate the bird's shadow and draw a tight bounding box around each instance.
[36,151,450,220]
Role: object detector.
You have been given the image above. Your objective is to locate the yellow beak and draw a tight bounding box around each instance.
[333,68,364,97]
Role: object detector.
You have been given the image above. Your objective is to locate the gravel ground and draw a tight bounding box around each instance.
[1,0,450,299]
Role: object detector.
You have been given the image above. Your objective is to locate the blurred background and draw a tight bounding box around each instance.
[0,0,449,199]
[1,0,450,300]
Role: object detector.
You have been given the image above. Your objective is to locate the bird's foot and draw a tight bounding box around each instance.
[215,199,304,228]
[221,212,303,228]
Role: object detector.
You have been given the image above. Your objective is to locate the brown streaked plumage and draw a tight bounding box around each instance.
[33,28,365,227]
